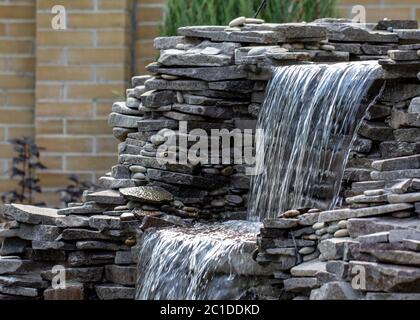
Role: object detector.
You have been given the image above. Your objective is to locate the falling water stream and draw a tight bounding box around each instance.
[135,61,381,300]
[135,221,265,300]
[248,61,381,221]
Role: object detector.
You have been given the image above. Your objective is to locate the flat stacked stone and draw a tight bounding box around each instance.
[283,153,420,300]
[0,203,141,300]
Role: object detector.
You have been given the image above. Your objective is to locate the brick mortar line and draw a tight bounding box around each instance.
[36,80,126,84]
[137,4,164,9]
[40,153,117,157]
[338,4,420,8]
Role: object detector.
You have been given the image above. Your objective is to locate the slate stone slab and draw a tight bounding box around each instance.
[0,274,48,289]
[85,190,125,205]
[120,186,173,204]
[349,260,420,292]
[89,216,122,231]
[76,241,120,251]
[98,177,138,190]
[108,113,142,129]
[290,260,327,277]
[319,203,414,223]
[96,284,135,300]
[68,251,115,267]
[319,238,357,261]
[0,238,29,256]
[147,63,247,81]
[55,215,90,228]
[347,217,418,238]
[140,90,176,108]
[17,224,61,242]
[59,229,111,241]
[112,102,142,116]
[145,78,208,91]
[158,49,232,67]
[105,265,136,286]
[57,202,107,216]
[310,281,362,300]
[147,169,227,190]
[43,283,84,300]
[1,204,59,226]
[0,285,38,297]
[41,267,104,283]
[372,155,420,171]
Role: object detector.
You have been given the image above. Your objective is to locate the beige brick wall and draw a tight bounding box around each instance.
[34,0,134,205]
[0,0,36,196]
[338,0,420,22]
[136,0,163,74]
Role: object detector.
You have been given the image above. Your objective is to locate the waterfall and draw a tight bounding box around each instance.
[248,62,381,221]
[135,221,267,300]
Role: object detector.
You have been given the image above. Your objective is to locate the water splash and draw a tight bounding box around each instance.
[248,62,381,221]
[135,221,267,300]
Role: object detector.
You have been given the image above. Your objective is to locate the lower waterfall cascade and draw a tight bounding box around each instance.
[134,221,265,300]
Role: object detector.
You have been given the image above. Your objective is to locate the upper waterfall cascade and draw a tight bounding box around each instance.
[248,62,381,221]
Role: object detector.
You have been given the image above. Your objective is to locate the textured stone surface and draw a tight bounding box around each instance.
[43,283,84,300]
[120,186,173,204]
[17,224,61,242]
[290,260,327,277]
[349,261,420,292]
[372,155,420,171]
[96,284,135,300]
[319,204,414,223]
[105,265,136,286]
[348,217,418,238]
[366,293,420,300]
[388,192,420,203]
[108,113,142,129]
[85,190,125,205]
[68,251,115,267]
[263,218,299,229]
[310,281,363,300]
[89,216,121,231]
[76,241,120,251]
[41,267,103,283]
[370,250,420,266]
[284,277,319,293]
[1,204,59,226]
[319,238,356,261]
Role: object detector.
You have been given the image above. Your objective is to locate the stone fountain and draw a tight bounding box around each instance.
[1,18,420,300]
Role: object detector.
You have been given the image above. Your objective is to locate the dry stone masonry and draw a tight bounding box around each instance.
[1,18,420,300]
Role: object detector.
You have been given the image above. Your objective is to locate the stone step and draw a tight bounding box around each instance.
[84,190,126,205]
[349,260,420,292]
[284,277,319,293]
[366,292,420,300]
[290,260,327,277]
[348,217,418,238]
[372,155,420,171]
[318,203,414,223]
[1,204,59,226]
[95,284,135,300]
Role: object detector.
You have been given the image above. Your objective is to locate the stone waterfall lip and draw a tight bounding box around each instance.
[136,220,282,277]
